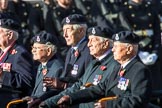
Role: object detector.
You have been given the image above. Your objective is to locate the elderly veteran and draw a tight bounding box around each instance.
[56,31,152,108]
[38,26,118,108]
[23,31,64,108]
[43,14,93,89]
[0,18,35,108]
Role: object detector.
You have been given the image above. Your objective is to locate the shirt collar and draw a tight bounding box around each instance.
[97,49,111,61]
[72,36,86,50]
[121,55,136,68]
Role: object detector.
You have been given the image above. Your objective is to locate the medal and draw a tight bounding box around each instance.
[93,75,102,85]
[43,83,47,92]
[71,64,78,75]
[117,77,129,90]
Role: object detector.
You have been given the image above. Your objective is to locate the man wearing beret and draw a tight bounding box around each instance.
[43,14,93,89]
[0,18,35,108]
[38,26,118,108]
[25,31,64,108]
[56,31,152,108]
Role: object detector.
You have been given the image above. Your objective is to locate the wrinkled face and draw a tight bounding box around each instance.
[31,43,49,62]
[88,35,107,57]
[112,41,128,62]
[63,24,81,46]
[0,27,10,49]
[0,0,8,11]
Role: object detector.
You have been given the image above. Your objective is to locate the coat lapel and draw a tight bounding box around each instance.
[107,57,139,91]
[71,39,88,65]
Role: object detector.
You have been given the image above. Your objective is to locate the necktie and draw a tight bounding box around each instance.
[70,48,75,63]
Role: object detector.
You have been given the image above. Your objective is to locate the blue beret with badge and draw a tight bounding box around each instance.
[87,26,114,39]
[61,14,87,26]
[31,31,58,45]
[0,18,20,31]
[112,31,140,44]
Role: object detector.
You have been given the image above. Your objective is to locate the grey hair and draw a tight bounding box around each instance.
[3,28,19,40]
[45,42,57,54]
[72,24,87,35]
[125,43,139,54]
[100,37,113,48]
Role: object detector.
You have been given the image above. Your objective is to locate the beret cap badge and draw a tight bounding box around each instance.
[66,17,70,23]
[92,28,96,35]
[36,36,40,42]
[115,34,119,41]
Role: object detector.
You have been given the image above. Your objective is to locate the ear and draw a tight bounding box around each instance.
[126,45,133,54]
[103,40,109,48]
[46,47,52,56]
[7,31,13,39]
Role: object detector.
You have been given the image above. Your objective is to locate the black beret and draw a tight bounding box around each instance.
[87,26,114,39]
[61,14,87,26]
[112,31,140,44]
[31,31,58,45]
[0,18,20,31]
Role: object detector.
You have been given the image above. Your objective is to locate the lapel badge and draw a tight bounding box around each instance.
[115,34,119,40]
[36,36,40,42]
[66,17,70,23]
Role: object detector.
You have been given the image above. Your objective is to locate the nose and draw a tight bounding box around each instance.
[63,29,67,37]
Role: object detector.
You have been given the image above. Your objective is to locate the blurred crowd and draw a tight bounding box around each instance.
[0,0,162,108]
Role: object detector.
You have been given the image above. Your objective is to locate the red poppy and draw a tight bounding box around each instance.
[42,68,48,76]
[10,49,17,55]
[100,66,107,71]
[119,69,126,77]
[74,50,79,57]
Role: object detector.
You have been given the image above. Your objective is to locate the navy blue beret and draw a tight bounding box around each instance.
[112,31,140,44]
[87,26,114,39]
[61,14,87,26]
[0,18,20,31]
[32,31,58,45]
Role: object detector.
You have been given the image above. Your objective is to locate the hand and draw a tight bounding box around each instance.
[94,101,106,108]
[28,98,42,108]
[43,77,67,90]
[39,101,48,108]
[57,95,70,108]
[22,96,33,103]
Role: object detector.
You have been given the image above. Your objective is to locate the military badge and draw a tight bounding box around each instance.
[36,36,40,42]
[92,27,96,34]
[93,75,102,85]
[66,17,70,23]
[117,77,129,90]
[43,83,47,92]
[115,34,119,40]
[71,64,78,75]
